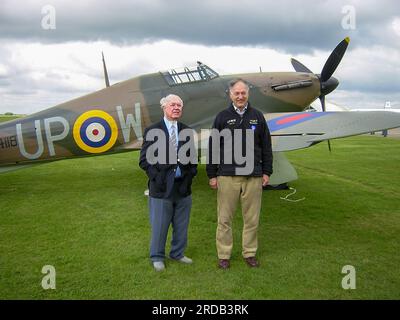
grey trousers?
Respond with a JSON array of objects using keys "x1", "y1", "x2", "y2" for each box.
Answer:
[{"x1": 149, "y1": 185, "x2": 192, "y2": 262}]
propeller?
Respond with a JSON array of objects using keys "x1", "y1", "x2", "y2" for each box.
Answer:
[
  {"x1": 291, "y1": 37, "x2": 350, "y2": 151},
  {"x1": 320, "y1": 37, "x2": 350, "y2": 82}
]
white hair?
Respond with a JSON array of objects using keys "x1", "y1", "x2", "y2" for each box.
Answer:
[{"x1": 160, "y1": 94, "x2": 183, "y2": 109}]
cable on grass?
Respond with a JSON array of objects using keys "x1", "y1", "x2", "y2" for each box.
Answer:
[{"x1": 280, "y1": 187, "x2": 305, "y2": 202}]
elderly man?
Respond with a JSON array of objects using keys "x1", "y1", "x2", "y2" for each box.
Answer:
[
  {"x1": 207, "y1": 79, "x2": 273, "y2": 269},
  {"x1": 139, "y1": 94, "x2": 198, "y2": 271}
]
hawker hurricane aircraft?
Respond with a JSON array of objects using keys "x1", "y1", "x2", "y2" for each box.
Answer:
[{"x1": 1, "y1": 37, "x2": 399, "y2": 184}]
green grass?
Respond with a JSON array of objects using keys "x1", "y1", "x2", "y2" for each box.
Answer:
[
  {"x1": 0, "y1": 115, "x2": 22, "y2": 123},
  {"x1": 0, "y1": 136, "x2": 399, "y2": 299}
]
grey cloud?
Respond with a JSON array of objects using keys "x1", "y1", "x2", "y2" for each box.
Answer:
[
  {"x1": 0, "y1": 79, "x2": 11, "y2": 86},
  {"x1": 330, "y1": 89, "x2": 400, "y2": 109},
  {"x1": 340, "y1": 79, "x2": 400, "y2": 93},
  {"x1": 1, "y1": 0, "x2": 400, "y2": 114},
  {"x1": 1, "y1": 0, "x2": 399, "y2": 54}
]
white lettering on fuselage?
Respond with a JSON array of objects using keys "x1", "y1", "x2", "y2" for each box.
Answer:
[
  {"x1": 116, "y1": 103, "x2": 142, "y2": 143},
  {"x1": 15, "y1": 103, "x2": 142, "y2": 160},
  {"x1": 44, "y1": 116, "x2": 70, "y2": 156},
  {"x1": 16, "y1": 120, "x2": 44, "y2": 160}
]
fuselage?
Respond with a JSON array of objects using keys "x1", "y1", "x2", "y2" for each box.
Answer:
[{"x1": 0, "y1": 69, "x2": 320, "y2": 167}]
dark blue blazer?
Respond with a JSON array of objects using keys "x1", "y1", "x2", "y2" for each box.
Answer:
[{"x1": 139, "y1": 120, "x2": 198, "y2": 198}]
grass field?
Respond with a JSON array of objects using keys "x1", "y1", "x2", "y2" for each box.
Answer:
[
  {"x1": 0, "y1": 135, "x2": 399, "y2": 299},
  {"x1": 0, "y1": 115, "x2": 22, "y2": 123}
]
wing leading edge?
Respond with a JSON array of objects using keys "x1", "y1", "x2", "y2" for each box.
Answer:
[{"x1": 266, "y1": 111, "x2": 400, "y2": 152}]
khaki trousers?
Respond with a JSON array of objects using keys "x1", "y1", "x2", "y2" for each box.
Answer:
[{"x1": 216, "y1": 176, "x2": 263, "y2": 259}]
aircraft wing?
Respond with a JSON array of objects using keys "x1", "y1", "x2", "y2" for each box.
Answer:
[{"x1": 266, "y1": 111, "x2": 400, "y2": 152}]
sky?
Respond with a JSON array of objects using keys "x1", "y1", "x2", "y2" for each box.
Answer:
[{"x1": 1, "y1": 0, "x2": 400, "y2": 114}]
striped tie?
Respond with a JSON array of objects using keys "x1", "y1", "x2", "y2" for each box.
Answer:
[
  {"x1": 170, "y1": 124, "x2": 181, "y2": 178},
  {"x1": 170, "y1": 125, "x2": 177, "y2": 153}
]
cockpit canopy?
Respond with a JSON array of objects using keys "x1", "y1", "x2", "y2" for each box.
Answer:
[{"x1": 161, "y1": 61, "x2": 219, "y2": 86}]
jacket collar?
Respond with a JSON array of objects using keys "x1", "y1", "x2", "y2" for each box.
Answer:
[
  {"x1": 228, "y1": 102, "x2": 252, "y2": 115},
  {"x1": 160, "y1": 118, "x2": 182, "y2": 132}
]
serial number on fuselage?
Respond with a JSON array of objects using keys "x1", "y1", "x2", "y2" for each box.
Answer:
[{"x1": 0, "y1": 135, "x2": 17, "y2": 149}]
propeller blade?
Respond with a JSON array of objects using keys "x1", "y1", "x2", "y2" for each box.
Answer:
[
  {"x1": 291, "y1": 58, "x2": 313, "y2": 73},
  {"x1": 320, "y1": 37, "x2": 350, "y2": 82},
  {"x1": 319, "y1": 95, "x2": 326, "y2": 112},
  {"x1": 327, "y1": 140, "x2": 332, "y2": 153}
]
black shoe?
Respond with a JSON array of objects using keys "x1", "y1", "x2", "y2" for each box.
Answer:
[
  {"x1": 244, "y1": 257, "x2": 259, "y2": 268},
  {"x1": 218, "y1": 259, "x2": 230, "y2": 269}
]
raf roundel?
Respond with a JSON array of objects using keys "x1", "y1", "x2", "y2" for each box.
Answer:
[{"x1": 73, "y1": 110, "x2": 118, "y2": 153}]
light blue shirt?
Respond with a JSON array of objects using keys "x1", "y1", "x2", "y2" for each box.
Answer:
[
  {"x1": 163, "y1": 117, "x2": 181, "y2": 178},
  {"x1": 163, "y1": 117, "x2": 178, "y2": 142}
]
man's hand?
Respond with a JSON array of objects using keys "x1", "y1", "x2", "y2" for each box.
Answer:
[
  {"x1": 262, "y1": 174, "x2": 269, "y2": 187},
  {"x1": 209, "y1": 178, "x2": 218, "y2": 189}
]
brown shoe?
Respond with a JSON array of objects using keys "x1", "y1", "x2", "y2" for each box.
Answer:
[
  {"x1": 218, "y1": 259, "x2": 230, "y2": 269},
  {"x1": 244, "y1": 257, "x2": 259, "y2": 268}
]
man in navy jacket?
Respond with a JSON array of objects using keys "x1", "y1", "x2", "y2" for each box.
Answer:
[
  {"x1": 139, "y1": 94, "x2": 197, "y2": 271},
  {"x1": 207, "y1": 79, "x2": 273, "y2": 270}
]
